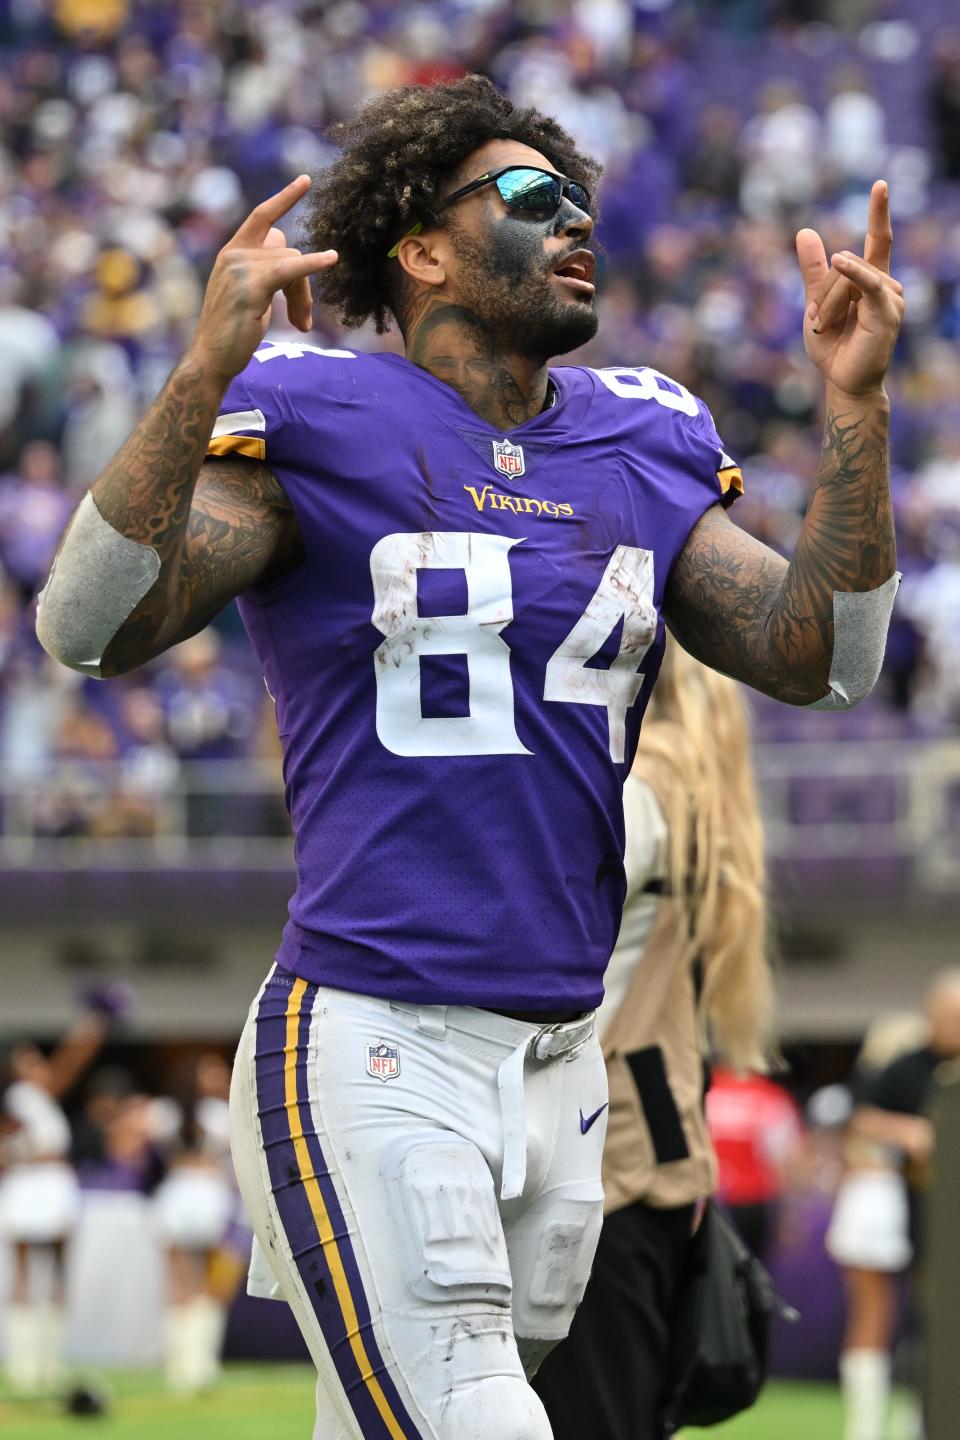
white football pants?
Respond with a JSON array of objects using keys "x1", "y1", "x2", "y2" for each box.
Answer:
[{"x1": 230, "y1": 969, "x2": 607, "y2": 1440}]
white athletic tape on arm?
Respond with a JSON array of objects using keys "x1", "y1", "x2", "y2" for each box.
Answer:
[
  {"x1": 36, "y1": 492, "x2": 161, "y2": 677},
  {"x1": 807, "y1": 571, "x2": 901, "y2": 711}
]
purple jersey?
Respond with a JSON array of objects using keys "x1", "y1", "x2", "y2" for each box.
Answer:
[{"x1": 207, "y1": 343, "x2": 741, "y2": 1010}]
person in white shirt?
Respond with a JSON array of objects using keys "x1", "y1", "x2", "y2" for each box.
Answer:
[
  {"x1": 152, "y1": 1051, "x2": 240, "y2": 1393},
  {"x1": 0, "y1": 1008, "x2": 109, "y2": 1392}
]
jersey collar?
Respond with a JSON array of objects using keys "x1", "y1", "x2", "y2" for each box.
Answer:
[{"x1": 374, "y1": 352, "x2": 594, "y2": 441}]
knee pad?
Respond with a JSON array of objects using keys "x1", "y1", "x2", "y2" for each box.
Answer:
[
  {"x1": 441, "y1": 1374, "x2": 553, "y2": 1440},
  {"x1": 381, "y1": 1133, "x2": 512, "y2": 1306}
]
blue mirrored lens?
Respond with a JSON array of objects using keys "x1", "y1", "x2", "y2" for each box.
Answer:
[
  {"x1": 567, "y1": 182, "x2": 590, "y2": 214},
  {"x1": 494, "y1": 169, "x2": 591, "y2": 219},
  {"x1": 495, "y1": 169, "x2": 563, "y2": 215}
]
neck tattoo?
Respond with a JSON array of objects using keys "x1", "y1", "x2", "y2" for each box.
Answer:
[{"x1": 405, "y1": 296, "x2": 550, "y2": 431}]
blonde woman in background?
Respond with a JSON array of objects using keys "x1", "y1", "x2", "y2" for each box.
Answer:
[{"x1": 533, "y1": 639, "x2": 774, "y2": 1440}]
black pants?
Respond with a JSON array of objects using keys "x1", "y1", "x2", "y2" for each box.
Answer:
[
  {"x1": 532, "y1": 1200, "x2": 697, "y2": 1440},
  {"x1": 726, "y1": 1200, "x2": 776, "y2": 1265}
]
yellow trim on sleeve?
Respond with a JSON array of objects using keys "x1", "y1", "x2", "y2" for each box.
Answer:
[
  {"x1": 283, "y1": 980, "x2": 413, "y2": 1440},
  {"x1": 717, "y1": 466, "x2": 743, "y2": 497},
  {"x1": 206, "y1": 434, "x2": 267, "y2": 461}
]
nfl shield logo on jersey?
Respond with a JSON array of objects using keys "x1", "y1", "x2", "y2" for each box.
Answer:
[
  {"x1": 365, "y1": 1040, "x2": 401, "y2": 1082},
  {"x1": 491, "y1": 438, "x2": 525, "y2": 478}
]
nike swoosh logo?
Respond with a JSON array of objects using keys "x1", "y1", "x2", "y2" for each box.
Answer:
[{"x1": 579, "y1": 1103, "x2": 608, "y2": 1135}]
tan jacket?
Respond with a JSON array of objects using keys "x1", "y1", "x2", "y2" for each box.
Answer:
[{"x1": 601, "y1": 759, "x2": 718, "y2": 1215}]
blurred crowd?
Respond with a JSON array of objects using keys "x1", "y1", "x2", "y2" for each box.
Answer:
[
  {"x1": 0, "y1": 983, "x2": 251, "y2": 1392},
  {"x1": 3, "y1": 0, "x2": 960, "y2": 839}
]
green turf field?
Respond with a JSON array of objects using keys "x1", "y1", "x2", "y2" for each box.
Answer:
[{"x1": 0, "y1": 1367, "x2": 848, "y2": 1439}]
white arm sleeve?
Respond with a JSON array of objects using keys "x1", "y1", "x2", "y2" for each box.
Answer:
[
  {"x1": 36, "y1": 492, "x2": 161, "y2": 677},
  {"x1": 807, "y1": 572, "x2": 901, "y2": 711}
]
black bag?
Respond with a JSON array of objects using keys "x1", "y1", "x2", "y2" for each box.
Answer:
[{"x1": 661, "y1": 1204, "x2": 798, "y2": 1434}]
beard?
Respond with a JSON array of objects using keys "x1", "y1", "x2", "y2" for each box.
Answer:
[{"x1": 448, "y1": 217, "x2": 599, "y2": 362}]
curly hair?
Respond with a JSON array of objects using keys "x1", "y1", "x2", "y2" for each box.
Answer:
[{"x1": 301, "y1": 75, "x2": 601, "y2": 334}]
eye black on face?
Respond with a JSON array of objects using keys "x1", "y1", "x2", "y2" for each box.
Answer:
[{"x1": 485, "y1": 213, "x2": 551, "y2": 285}]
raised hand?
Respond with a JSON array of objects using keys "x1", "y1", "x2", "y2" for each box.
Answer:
[
  {"x1": 188, "y1": 175, "x2": 338, "y2": 385},
  {"x1": 796, "y1": 180, "x2": 905, "y2": 399}
]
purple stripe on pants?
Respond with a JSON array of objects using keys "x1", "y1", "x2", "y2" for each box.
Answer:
[{"x1": 254, "y1": 973, "x2": 421, "y2": 1438}]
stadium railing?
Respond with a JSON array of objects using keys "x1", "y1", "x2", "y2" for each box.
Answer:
[{"x1": 0, "y1": 742, "x2": 959, "y2": 897}]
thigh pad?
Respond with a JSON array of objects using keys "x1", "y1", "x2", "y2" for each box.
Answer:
[
  {"x1": 510, "y1": 1182, "x2": 604, "y2": 1346},
  {"x1": 382, "y1": 1133, "x2": 512, "y2": 1306}
]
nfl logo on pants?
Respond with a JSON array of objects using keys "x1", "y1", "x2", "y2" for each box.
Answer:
[
  {"x1": 491, "y1": 438, "x2": 525, "y2": 477},
  {"x1": 365, "y1": 1040, "x2": 401, "y2": 1082}
]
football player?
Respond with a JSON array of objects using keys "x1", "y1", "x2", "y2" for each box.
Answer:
[{"x1": 37, "y1": 76, "x2": 903, "y2": 1440}]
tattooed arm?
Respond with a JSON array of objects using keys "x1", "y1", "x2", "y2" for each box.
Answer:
[
  {"x1": 665, "y1": 391, "x2": 893, "y2": 703},
  {"x1": 666, "y1": 181, "x2": 903, "y2": 704},
  {"x1": 41, "y1": 176, "x2": 336, "y2": 678},
  {"x1": 98, "y1": 454, "x2": 303, "y2": 676},
  {"x1": 83, "y1": 354, "x2": 302, "y2": 676}
]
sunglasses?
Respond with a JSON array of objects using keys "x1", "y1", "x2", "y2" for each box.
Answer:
[
  {"x1": 440, "y1": 165, "x2": 592, "y2": 221},
  {"x1": 387, "y1": 165, "x2": 592, "y2": 258}
]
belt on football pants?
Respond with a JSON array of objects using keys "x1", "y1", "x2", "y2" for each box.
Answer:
[
  {"x1": 400, "y1": 1004, "x2": 596, "y2": 1201},
  {"x1": 496, "y1": 1016, "x2": 596, "y2": 1201}
]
